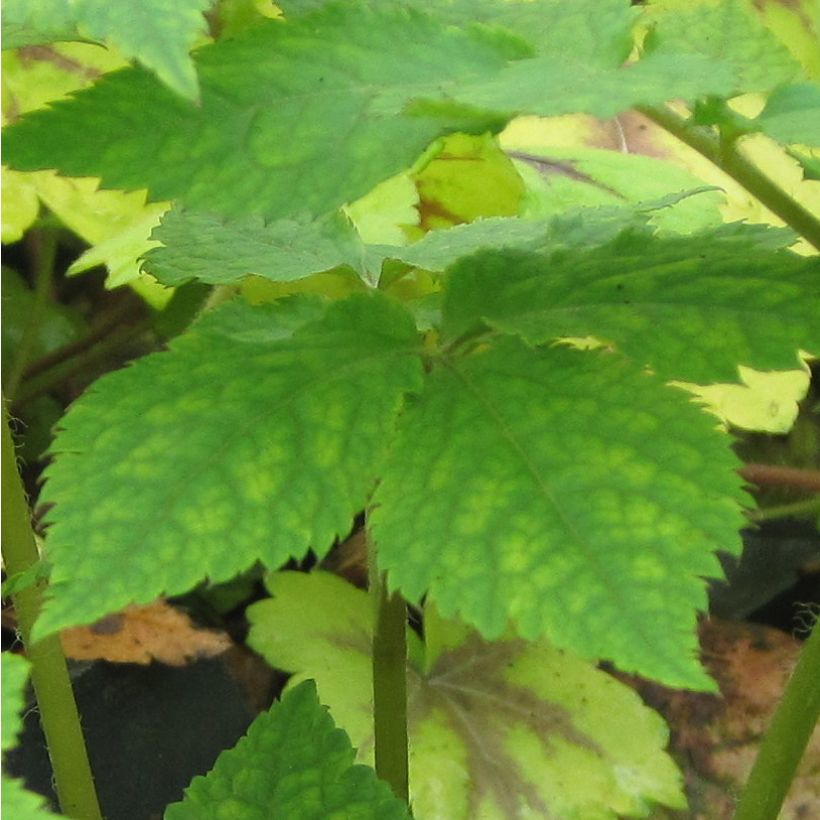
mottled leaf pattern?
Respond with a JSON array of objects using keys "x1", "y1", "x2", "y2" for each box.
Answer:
[
  {"x1": 35, "y1": 295, "x2": 423, "y2": 637},
  {"x1": 371, "y1": 341, "x2": 747, "y2": 689}
]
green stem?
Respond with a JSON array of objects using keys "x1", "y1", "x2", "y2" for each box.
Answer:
[
  {"x1": 2, "y1": 405, "x2": 102, "y2": 820},
  {"x1": 745, "y1": 497, "x2": 820, "y2": 523},
  {"x1": 367, "y1": 533, "x2": 410, "y2": 803},
  {"x1": 639, "y1": 105, "x2": 820, "y2": 251},
  {"x1": 4, "y1": 228, "x2": 58, "y2": 400},
  {"x1": 734, "y1": 618, "x2": 820, "y2": 820}
]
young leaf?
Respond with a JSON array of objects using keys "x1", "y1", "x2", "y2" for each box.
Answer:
[
  {"x1": 165, "y1": 678, "x2": 411, "y2": 820},
  {"x1": 142, "y1": 209, "x2": 369, "y2": 286},
  {"x1": 370, "y1": 340, "x2": 747, "y2": 689},
  {"x1": 788, "y1": 146, "x2": 820, "y2": 181},
  {"x1": 2, "y1": 3, "x2": 529, "y2": 221},
  {"x1": 34, "y1": 294, "x2": 423, "y2": 638},
  {"x1": 2, "y1": 0, "x2": 210, "y2": 100},
  {"x1": 753, "y1": 82, "x2": 820, "y2": 146},
  {"x1": 248, "y1": 571, "x2": 687, "y2": 818},
  {"x1": 441, "y1": 230, "x2": 820, "y2": 383}
]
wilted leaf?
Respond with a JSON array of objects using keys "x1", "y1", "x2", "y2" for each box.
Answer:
[
  {"x1": 60, "y1": 600, "x2": 232, "y2": 666},
  {"x1": 412, "y1": 132, "x2": 524, "y2": 231}
]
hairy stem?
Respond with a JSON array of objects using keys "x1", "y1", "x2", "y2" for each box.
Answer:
[
  {"x1": 367, "y1": 533, "x2": 410, "y2": 803},
  {"x1": 2, "y1": 406, "x2": 102, "y2": 819},
  {"x1": 734, "y1": 617, "x2": 820, "y2": 820},
  {"x1": 4, "y1": 228, "x2": 58, "y2": 400},
  {"x1": 639, "y1": 105, "x2": 820, "y2": 251}
]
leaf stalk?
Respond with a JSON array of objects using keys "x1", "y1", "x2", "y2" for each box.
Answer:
[
  {"x1": 639, "y1": 105, "x2": 820, "y2": 251},
  {"x1": 367, "y1": 532, "x2": 410, "y2": 804}
]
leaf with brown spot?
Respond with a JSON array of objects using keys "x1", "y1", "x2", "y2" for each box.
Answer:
[
  {"x1": 248, "y1": 571, "x2": 686, "y2": 819},
  {"x1": 60, "y1": 600, "x2": 231, "y2": 666}
]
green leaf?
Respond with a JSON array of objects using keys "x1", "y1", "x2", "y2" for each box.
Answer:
[
  {"x1": 444, "y1": 50, "x2": 737, "y2": 121},
  {"x1": 1, "y1": 168, "x2": 39, "y2": 242},
  {"x1": 2, "y1": 0, "x2": 210, "y2": 100},
  {"x1": 2, "y1": 4, "x2": 529, "y2": 222},
  {"x1": 34, "y1": 294, "x2": 423, "y2": 638},
  {"x1": 1, "y1": 778, "x2": 59, "y2": 820},
  {"x1": 1, "y1": 558, "x2": 52, "y2": 598},
  {"x1": 142, "y1": 209, "x2": 369, "y2": 287},
  {"x1": 2, "y1": 653, "x2": 30, "y2": 752},
  {"x1": 283, "y1": 0, "x2": 638, "y2": 65},
  {"x1": 2, "y1": 44, "x2": 169, "y2": 295},
  {"x1": 1, "y1": 0, "x2": 77, "y2": 49},
  {"x1": 1, "y1": 655, "x2": 59, "y2": 819},
  {"x1": 165, "y1": 679, "x2": 411, "y2": 820},
  {"x1": 144, "y1": 172, "x2": 705, "y2": 291},
  {"x1": 344, "y1": 172, "x2": 420, "y2": 246},
  {"x1": 370, "y1": 340, "x2": 746, "y2": 689},
  {"x1": 754, "y1": 82, "x2": 820, "y2": 146},
  {"x1": 441, "y1": 229, "x2": 820, "y2": 383},
  {"x1": 787, "y1": 146, "x2": 820, "y2": 180},
  {"x1": 370, "y1": 190, "x2": 722, "y2": 275},
  {"x1": 645, "y1": 0, "x2": 801, "y2": 93},
  {"x1": 248, "y1": 571, "x2": 687, "y2": 818},
  {"x1": 505, "y1": 146, "x2": 724, "y2": 233}
]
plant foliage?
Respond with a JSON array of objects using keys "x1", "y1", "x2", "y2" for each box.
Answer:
[
  {"x1": 165, "y1": 678, "x2": 412, "y2": 820},
  {"x1": 3, "y1": 0, "x2": 819, "y2": 817}
]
